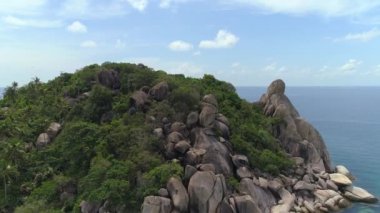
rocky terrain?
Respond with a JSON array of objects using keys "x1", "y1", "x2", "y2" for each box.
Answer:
[
  {"x1": 141, "y1": 79, "x2": 378, "y2": 213},
  {"x1": 0, "y1": 63, "x2": 377, "y2": 212}
]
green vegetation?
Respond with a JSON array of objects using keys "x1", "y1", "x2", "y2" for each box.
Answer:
[{"x1": 0, "y1": 62, "x2": 292, "y2": 212}]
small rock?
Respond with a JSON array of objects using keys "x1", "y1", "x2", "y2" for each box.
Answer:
[
  {"x1": 231, "y1": 154, "x2": 249, "y2": 168},
  {"x1": 326, "y1": 180, "x2": 338, "y2": 191},
  {"x1": 336, "y1": 165, "x2": 354, "y2": 180},
  {"x1": 236, "y1": 167, "x2": 252, "y2": 179},
  {"x1": 174, "y1": 140, "x2": 191, "y2": 154}
]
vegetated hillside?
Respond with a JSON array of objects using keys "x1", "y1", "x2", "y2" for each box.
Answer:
[{"x1": 0, "y1": 63, "x2": 292, "y2": 212}]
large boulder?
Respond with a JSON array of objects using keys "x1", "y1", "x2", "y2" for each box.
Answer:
[
  {"x1": 167, "y1": 177, "x2": 189, "y2": 212},
  {"x1": 186, "y1": 112, "x2": 199, "y2": 128},
  {"x1": 260, "y1": 79, "x2": 332, "y2": 172},
  {"x1": 343, "y1": 186, "x2": 378, "y2": 203},
  {"x1": 191, "y1": 128, "x2": 233, "y2": 176},
  {"x1": 188, "y1": 171, "x2": 226, "y2": 213},
  {"x1": 199, "y1": 104, "x2": 217, "y2": 128},
  {"x1": 234, "y1": 195, "x2": 261, "y2": 213},
  {"x1": 141, "y1": 196, "x2": 172, "y2": 213},
  {"x1": 149, "y1": 81, "x2": 169, "y2": 101},
  {"x1": 336, "y1": 165, "x2": 354, "y2": 180},
  {"x1": 97, "y1": 69, "x2": 120, "y2": 90},
  {"x1": 329, "y1": 173, "x2": 352, "y2": 186},
  {"x1": 130, "y1": 90, "x2": 150, "y2": 110},
  {"x1": 238, "y1": 178, "x2": 276, "y2": 213}
]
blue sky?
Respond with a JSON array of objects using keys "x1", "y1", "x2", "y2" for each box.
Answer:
[{"x1": 1, "y1": 0, "x2": 380, "y2": 87}]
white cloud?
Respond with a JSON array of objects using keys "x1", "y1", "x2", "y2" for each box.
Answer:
[
  {"x1": 339, "y1": 59, "x2": 362, "y2": 73},
  {"x1": 172, "y1": 62, "x2": 204, "y2": 76},
  {"x1": 263, "y1": 62, "x2": 287, "y2": 75},
  {"x1": 115, "y1": 39, "x2": 126, "y2": 49},
  {"x1": 60, "y1": 0, "x2": 128, "y2": 18},
  {"x1": 0, "y1": 0, "x2": 46, "y2": 15},
  {"x1": 226, "y1": 0, "x2": 380, "y2": 17},
  {"x1": 341, "y1": 28, "x2": 380, "y2": 42},
  {"x1": 127, "y1": 0, "x2": 148, "y2": 11},
  {"x1": 2, "y1": 15, "x2": 61, "y2": 28},
  {"x1": 168, "y1": 40, "x2": 194, "y2": 51},
  {"x1": 80, "y1": 40, "x2": 97, "y2": 48},
  {"x1": 67, "y1": 21, "x2": 87, "y2": 33},
  {"x1": 159, "y1": 0, "x2": 189, "y2": 9},
  {"x1": 199, "y1": 30, "x2": 239, "y2": 49}
]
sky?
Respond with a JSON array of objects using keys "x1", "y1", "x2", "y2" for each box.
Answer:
[{"x1": 1, "y1": 0, "x2": 380, "y2": 87}]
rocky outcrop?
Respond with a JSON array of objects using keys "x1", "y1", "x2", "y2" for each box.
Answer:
[
  {"x1": 97, "y1": 69, "x2": 120, "y2": 90},
  {"x1": 260, "y1": 79, "x2": 331, "y2": 172},
  {"x1": 36, "y1": 122, "x2": 62, "y2": 150},
  {"x1": 141, "y1": 81, "x2": 377, "y2": 213},
  {"x1": 150, "y1": 81, "x2": 169, "y2": 101}
]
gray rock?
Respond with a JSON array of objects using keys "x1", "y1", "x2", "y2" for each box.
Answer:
[
  {"x1": 192, "y1": 128, "x2": 233, "y2": 176},
  {"x1": 131, "y1": 90, "x2": 150, "y2": 110},
  {"x1": 141, "y1": 196, "x2": 172, "y2": 213},
  {"x1": 232, "y1": 155, "x2": 249, "y2": 168},
  {"x1": 236, "y1": 167, "x2": 252, "y2": 179},
  {"x1": 293, "y1": 181, "x2": 316, "y2": 191},
  {"x1": 167, "y1": 177, "x2": 189, "y2": 212},
  {"x1": 303, "y1": 200, "x2": 315, "y2": 213},
  {"x1": 234, "y1": 195, "x2": 261, "y2": 213},
  {"x1": 149, "y1": 81, "x2": 169, "y2": 101},
  {"x1": 343, "y1": 186, "x2": 378, "y2": 203},
  {"x1": 202, "y1": 94, "x2": 218, "y2": 108},
  {"x1": 97, "y1": 69, "x2": 120, "y2": 90},
  {"x1": 184, "y1": 165, "x2": 197, "y2": 182},
  {"x1": 153, "y1": 128, "x2": 164, "y2": 139},
  {"x1": 185, "y1": 148, "x2": 206, "y2": 166},
  {"x1": 260, "y1": 79, "x2": 332, "y2": 172},
  {"x1": 175, "y1": 140, "x2": 191, "y2": 154},
  {"x1": 239, "y1": 178, "x2": 276, "y2": 212},
  {"x1": 158, "y1": 188, "x2": 169, "y2": 197},
  {"x1": 329, "y1": 173, "x2": 352, "y2": 186},
  {"x1": 197, "y1": 163, "x2": 216, "y2": 173},
  {"x1": 36, "y1": 133, "x2": 50, "y2": 150},
  {"x1": 215, "y1": 120, "x2": 230, "y2": 139},
  {"x1": 271, "y1": 188, "x2": 295, "y2": 213},
  {"x1": 216, "y1": 113, "x2": 229, "y2": 127},
  {"x1": 336, "y1": 165, "x2": 354, "y2": 180},
  {"x1": 171, "y1": 122, "x2": 188, "y2": 137},
  {"x1": 186, "y1": 112, "x2": 199, "y2": 128},
  {"x1": 268, "y1": 179, "x2": 283, "y2": 192},
  {"x1": 46, "y1": 122, "x2": 62, "y2": 139},
  {"x1": 199, "y1": 104, "x2": 217, "y2": 128},
  {"x1": 326, "y1": 180, "x2": 338, "y2": 191},
  {"x1": 188, "y1": 171, "x2": 226, "y2": 213}
]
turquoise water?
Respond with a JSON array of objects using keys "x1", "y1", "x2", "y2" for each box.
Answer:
[{"x1": 237, "y1": 87, "x2": 380, "y2": 213}]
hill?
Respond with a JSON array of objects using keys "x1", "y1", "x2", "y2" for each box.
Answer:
[{"x1": 0, "y1": 62, "x2": 376, "y2": 212}]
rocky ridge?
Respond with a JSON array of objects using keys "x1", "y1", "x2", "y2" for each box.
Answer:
[{"x1": 139, "y1": 79, "x2": 378, "y2": 213}]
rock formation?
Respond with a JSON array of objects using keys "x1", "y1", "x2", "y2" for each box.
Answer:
[
  {"x1": 259, "y1": 79, "x2": 331, "y2": 172},
  {"x1": 139, "y1": 79, "x2": 378, "y2": 213}
]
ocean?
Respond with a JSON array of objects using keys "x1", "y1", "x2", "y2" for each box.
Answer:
[{"x1": 237, "y1": 87, "x2": 380, "y2": 213}]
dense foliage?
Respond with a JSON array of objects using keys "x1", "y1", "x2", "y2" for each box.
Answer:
[{"x1": 0, "y1": 63, "x2": 292, "y2": 212}]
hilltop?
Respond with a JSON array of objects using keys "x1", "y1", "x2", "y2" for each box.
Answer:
[{"x1": 0, "y1": 63, "x2": 376, "y2": 213}]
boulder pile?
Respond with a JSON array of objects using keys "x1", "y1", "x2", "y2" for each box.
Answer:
[{"x1": 140, "y1": 79, "x2": 377, "y2": 213}]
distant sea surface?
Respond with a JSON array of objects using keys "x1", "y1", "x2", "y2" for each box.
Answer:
[{"x1": 237, "y1": 87, "x2": 380, "y2": 213}]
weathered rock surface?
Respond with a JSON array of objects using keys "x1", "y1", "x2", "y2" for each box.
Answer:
[
  {"x1": 141, "y1": 196, "x2": 172, "y2": 213},
  {"x1": 47, "y1": 122, "x2": 62, "y2": 139},
  {"x1": 188, "y1": 171, "x2": 226, "y2": 213},
  {"x1": 344, "y1": 186, "x2": 378, "y2": 203},
  {"x1": 260, "y1": 79, "x2": 331, "y2": 172},
  {"x1": 36, "y1": 133, "x2": 50, "y2": 149},
  {"x1": 329, "y1": 173, "x2": 352, "y2": 186},
  {"x1": 336, "y1": 165, "x2": 354, "y2": 180},
  {"x1": 234, "y1": 195, "x2": 261, "y2": 213},
  {"x1": 97, "y1": 69, "x2": 120, "y2": 89},
  {"x1": 167, "y1": 177, "x2": 189, "y2": 212},
  {"x1": 149, "y1": 81, "x2": 169, "y2": 101}
]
